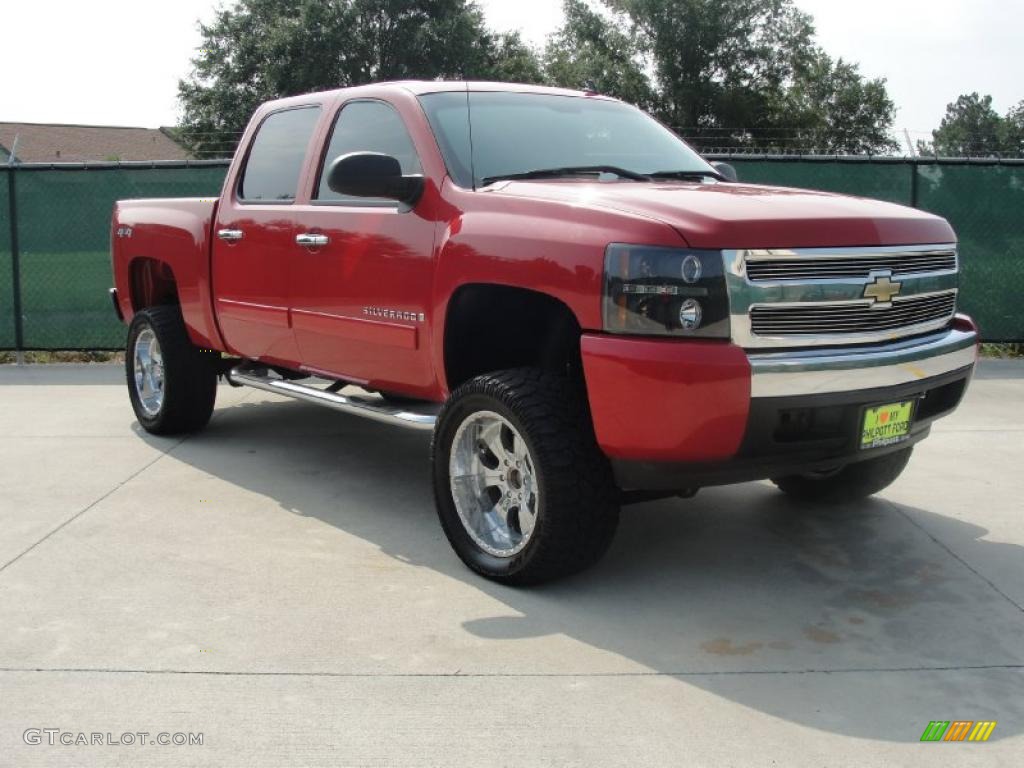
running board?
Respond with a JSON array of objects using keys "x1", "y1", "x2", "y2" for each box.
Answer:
[{"x1": 227, "y1": 367, "x2": 438, "y2": 431}]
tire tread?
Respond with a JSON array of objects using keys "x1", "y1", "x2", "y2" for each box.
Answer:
[{"x1": 432, "y1": 368, "x2": 619, "y2": 585}]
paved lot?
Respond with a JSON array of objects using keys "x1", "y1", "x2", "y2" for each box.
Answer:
[{"x1": 0, "y1": 361, "x2": 1022, "y2": 767}]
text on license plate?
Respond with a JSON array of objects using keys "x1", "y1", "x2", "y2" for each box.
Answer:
[{"x1": 861, "y1": 400, "x2": 914, "y2": 450}]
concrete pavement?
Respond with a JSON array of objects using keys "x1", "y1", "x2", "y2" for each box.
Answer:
[{"x1": 0, "y1": 361, "x2": 1022, "y2": 766}]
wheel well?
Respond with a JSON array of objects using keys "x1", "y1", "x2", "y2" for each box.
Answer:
[
  {"x1": 443, "y1": 284, "x2": 582, "y2": 390},
  {"x1": 129, "y1": 257, "x2": 179, "y2": 311}
]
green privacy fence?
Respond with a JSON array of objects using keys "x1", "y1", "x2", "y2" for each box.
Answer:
[
  {"x1": 1, "y1": 157, "x2": 1022, "y2": 349},
  {"x1": 719, "y1": 156, "x2": 1024, "y2": 341},
  {"x1": 1, "y1": 162, "x2": 229, "y2": 349}
]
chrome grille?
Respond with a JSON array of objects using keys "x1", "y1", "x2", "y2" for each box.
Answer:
[
  {"x1": 750, "y1": 292, "x2": 957, "y2": 337},
  {"x1": 745, "y1": 248, "x2": 957, "y2": 282}
]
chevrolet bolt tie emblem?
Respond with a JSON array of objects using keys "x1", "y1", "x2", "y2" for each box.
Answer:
[{"x1": 863, "y1": 272, "x2": 902, "y2": 306}]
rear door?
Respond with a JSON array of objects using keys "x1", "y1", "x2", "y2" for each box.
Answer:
[
  {"x1": 289, "y1": 98, "x2": 437, "y2": 396},
  {"x1": 212, "y1": 105, "x2": 322, "y2": 365}
]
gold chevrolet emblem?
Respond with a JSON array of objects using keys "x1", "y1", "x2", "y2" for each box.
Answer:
[{"x1": 863, "y1": 273, "x2": 902, "y2": 305}]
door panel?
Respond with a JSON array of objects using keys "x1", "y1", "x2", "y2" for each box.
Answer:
[
  {"x1": 289, "y1": 208, "x2": 435, "y2": 392},
  {"x1": 212, "y1": 105, "x2": 321, "y2": 365},
  {"x1": 289, "y1": 99, "x2": 437, "y2": 395}
]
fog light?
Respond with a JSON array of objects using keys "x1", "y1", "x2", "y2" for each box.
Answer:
[{"x1": 679, "y1": 299, "x2": 702, "y2": 330}]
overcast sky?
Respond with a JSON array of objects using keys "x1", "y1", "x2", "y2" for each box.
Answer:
[{"x1": 2, "y1": 0, "x2": 1020, "y2": 149}]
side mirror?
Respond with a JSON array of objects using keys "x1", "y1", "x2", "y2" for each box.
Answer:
[
  {"x1": 711, "y1": 161, "x2": 738, "y2": 182},
  {"x1": 326, "y1": 152, "x2": 424, "y2": 205}
]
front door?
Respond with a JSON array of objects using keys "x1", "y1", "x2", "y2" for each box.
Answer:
[
  {"x1": 289, "y1": 99, "x2": 436, "y2": 396},
  {"x1": 212, "y1": 104, "x2": 322, "y2": 366}
]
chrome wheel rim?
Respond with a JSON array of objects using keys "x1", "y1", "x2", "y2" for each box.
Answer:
[
  {"x1": 133, "y1": 328, "x2": 165, "y2": 416},
  {"x1": 449, "y1": 410, "x2": 540, "y2": 557}
]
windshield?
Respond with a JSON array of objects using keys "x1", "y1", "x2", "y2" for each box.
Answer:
[{"x1": 418, "y1": 91, "x2": 715, "y2": 188}]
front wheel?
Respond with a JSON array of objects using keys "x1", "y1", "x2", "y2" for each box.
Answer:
[
  {"x1": 432, "y1": 368, "x2": 619, "y2": 585},
  {"x1": 772, "y1": 447, "x2": 913, "y2": 503},
  {"x1": 126, "y1": 306, "x2": 218, "y2": 435}
]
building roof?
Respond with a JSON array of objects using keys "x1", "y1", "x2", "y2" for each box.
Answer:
[{"x1": 0, "y1": 122, "x2": 190, "y2": 163}]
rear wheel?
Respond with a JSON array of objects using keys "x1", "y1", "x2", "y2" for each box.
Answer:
[
  {"x1": 126, "y1": 306, "x2": 218, "y2": 435},
  {"x1": 432, "y1": 368, "x2": 619, "y2": 585},
  {"x1": 772, "y1": 447, "x2": 913, "y2": 502}
]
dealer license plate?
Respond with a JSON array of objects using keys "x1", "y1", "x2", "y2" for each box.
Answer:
[{"x1": 860, "y1": 400, "x2": 915, "y2": 450}]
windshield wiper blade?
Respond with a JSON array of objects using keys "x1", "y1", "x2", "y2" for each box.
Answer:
[
  {"x1": 481, "y1": 165, "x2": 651, "y2": 185},
  {"x1": 648, "y1": 169, "x2": 724, "y2": 181}
]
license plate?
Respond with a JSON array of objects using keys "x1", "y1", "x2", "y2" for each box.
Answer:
[{"x1": 860, "y1": 400, "x2": 915, "y2": 450}]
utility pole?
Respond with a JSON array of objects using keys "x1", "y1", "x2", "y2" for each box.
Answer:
[{"x1": 903, "y1": 128, "x2": 917, "y2": 158}]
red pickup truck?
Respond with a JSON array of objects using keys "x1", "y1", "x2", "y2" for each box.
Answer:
[{"x1": 110, "y1": 81, "x2": 978, "y2": 584}]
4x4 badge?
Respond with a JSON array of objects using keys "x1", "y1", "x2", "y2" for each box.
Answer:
[{"x1": 863, "y1": 273, "x2": 902, "y2": 306}]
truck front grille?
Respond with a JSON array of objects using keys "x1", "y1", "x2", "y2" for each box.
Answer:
[
  {"x1": 750, "y1": 292, "x2": 957, "y2": 337},
  {"x1": 745, "y1": 248, "x2": 957, "y2": 282},
  {"x1": 726, "y1": 244, "x2": 960, "y2": 348}
]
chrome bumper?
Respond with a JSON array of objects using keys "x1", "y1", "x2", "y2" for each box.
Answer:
[{"x1": 748, "y1": 327, "x2": 978, "y2": 398}]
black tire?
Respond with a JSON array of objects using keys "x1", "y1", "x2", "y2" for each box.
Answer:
[
  {"x1": 126, "y1": 306, "x2": 218, "y2": 435},
  {"x1": 772, "y1": 447, "x2": 913, "y2": 503},
  {"x1": 432, "y1": 368, "x2": 619, "y2": 585}
]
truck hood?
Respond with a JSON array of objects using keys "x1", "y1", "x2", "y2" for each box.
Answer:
[{"x1": 488, "y1": 181, "x2": 955, "y2": 249}]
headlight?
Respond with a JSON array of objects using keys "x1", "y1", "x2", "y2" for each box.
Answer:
[{"x1": 602, "y1": 245, "x2": 730, "y2": 338}]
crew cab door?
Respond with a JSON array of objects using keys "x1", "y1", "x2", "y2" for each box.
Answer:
[
  {"x1": 212, "y1": 105, "x2": 322, "y2": 365},
  {"x1": 289, "y1": 98, "x2": 436, "y2": 396}
]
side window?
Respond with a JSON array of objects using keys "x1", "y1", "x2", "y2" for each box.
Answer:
[
  {"x1": 316, "y1": 100, "x2": 422, "y2": 202},
  {"x1": 239, "y1": 107, "x2": 321, "y2": 202}
]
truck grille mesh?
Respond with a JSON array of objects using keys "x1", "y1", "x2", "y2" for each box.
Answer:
[
  {"x1": 745, "y1": 249, "x2": 957, "y2": 282},
  {"x1": 750, "y1": 292, "x2": 957, "y2": 337}
]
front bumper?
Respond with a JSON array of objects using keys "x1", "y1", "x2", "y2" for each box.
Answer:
[
  {"x1": 581, "y1": 317, "x2": 978, "y2": 490},
  {"x1": 747, "y1": 324, "x2": 978, "y2": 398}
]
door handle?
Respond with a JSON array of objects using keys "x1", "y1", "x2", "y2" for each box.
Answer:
[
  {"x1": 295, "y1": 233, "x2": 330, "y2": 248},
  {"x1": 217, "y1": 228, "x2": 244, "y2": 242}
]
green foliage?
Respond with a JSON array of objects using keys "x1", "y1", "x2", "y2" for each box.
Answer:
[
  {"x1": 998, "y1": 101, "x2": 1024, "y2": 156},
  {"x1": 178, "y1": 0, "x2": 542, "y2": 156},
  {"x1": 543, "y1": 0, "x2": 654, "y2": 109},
  {"x1": 178, "y1": 0, "x2": 901, "y2": 157},
  {"x1": 782, "y1": 53, "x2": 898, "y2": 154},
  {"x1": 545, "y1": 0, "x2": 896, "y2": 153},
  {"x1": 916, "y1": 94, "x2": 1024, "y2": 157},
  {"x1": 919, "y1": 93, "x2": 1004, "y2": 156}
]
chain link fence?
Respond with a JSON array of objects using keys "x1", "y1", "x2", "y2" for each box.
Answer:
[
  {"x1": 1, "y1": 157, "x2": 1021, "y2": 349},
  {"x1": 716, "y1": 156, "x2": 1024, "y2": 341},
  {"x1": 2, "y1": 162, "x2": 229, "y2": 349}
]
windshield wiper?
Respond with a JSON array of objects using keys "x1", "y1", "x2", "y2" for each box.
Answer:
[
  {"x1": 481, "y1": 165, "x2": 651, "y2": 186},
  {"x1": 647, "y1": 169, "x2": 724, "y2": 181}
]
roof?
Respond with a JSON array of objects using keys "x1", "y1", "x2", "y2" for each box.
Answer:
[
  {"x1": 389, "y1": 80, "x2": 603, "y2": 97},
  {"x1": 261, "y1": 80, "x2": 617, "y2": 113},
  {"x1": 0, "y1": 122, "x2": 190, "y2": 163}
]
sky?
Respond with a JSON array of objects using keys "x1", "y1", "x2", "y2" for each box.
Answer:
[{"x1": 1, "y1": 0, "x2": 1020, "y2": 150}]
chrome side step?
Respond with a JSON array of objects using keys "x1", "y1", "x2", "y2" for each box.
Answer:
[{"x1": 227, "y1": 367, "x2": 438, "y2": 431}]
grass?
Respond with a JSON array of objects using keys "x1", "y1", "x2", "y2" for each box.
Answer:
[
  {"x1": 980, "y1": 343, "x2": 1024, "y2": 358},
  {"x1": 0, "y1": 350, "x2": 123, "y2": 364}
]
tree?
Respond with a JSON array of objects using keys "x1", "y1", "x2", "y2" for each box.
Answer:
[
  {"x1": 564, "y1": 0, "x2": 896, "y2": 153},
  {"x1": 922, "y1": 93, "x2": 1004, "y2": 157},
  {"x1": 782, "y1": 52, "x2": 898, "y2": 154},
  {"x1": 544, "y1": 0, "x2": 654, "y2": 109},
  {"x1": 178, "y1": 0, "x2": 543, "y2": 156},
  {"x1": 998, "y1": 100, "x2": 1024, "y2": 157},
  {"x1": 605, "y1": 0, "x2": 814, "y2": 143}
]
